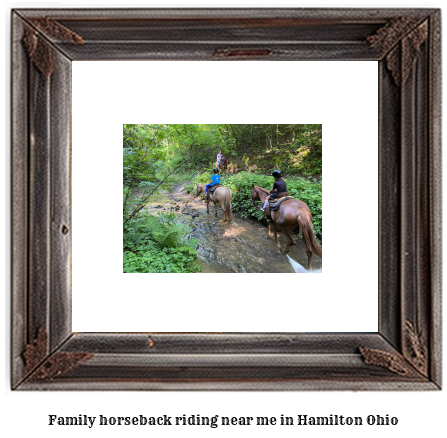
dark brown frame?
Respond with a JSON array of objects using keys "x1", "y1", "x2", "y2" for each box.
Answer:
[{"x1": 11, "y1": 8, "x2": 441, "y2": 390}]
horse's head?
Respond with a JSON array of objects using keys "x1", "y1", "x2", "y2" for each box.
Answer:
[
  {"x1": 251, "y1": 184, "x2": 260, "y2": 207},
  {"x1": 195, "y1": 184, "x2": 204, "y2": 197}
]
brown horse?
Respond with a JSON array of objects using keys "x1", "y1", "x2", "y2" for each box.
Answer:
[
  {"x1": 196, "y1": 184, "x2": 233, "y2": 222},
  {"x1": 251, "y1": 185, "x2": 322, "y2": 270},
  {"x1": 218, "y1": 156, "x2": 228, "y2": 172}
]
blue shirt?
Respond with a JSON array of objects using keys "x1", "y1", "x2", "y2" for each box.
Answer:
[{"x1": 210, "y1": 174, "x2": 220, "y2": 186}]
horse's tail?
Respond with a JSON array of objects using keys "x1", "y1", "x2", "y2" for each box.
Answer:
[
  {"x1": 224, "y1": 189, "x2": 233, "y2": 221},
  {"x1": 298, "y1": 208, "x2": 322, "y2": 257}
]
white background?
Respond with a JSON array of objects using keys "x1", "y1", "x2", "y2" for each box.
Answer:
[
  {"x1": 2, "y1": 1, "x2": 445, "y2": 438},
  {"x1": 72, "y1": 60, "x2": 378, "y2": 332}
]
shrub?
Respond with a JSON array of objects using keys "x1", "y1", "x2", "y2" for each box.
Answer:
[
  {"x1": 286, "y1": 177, "x2": 322, "y2": 243},
  {"x1": 224, "y1": 171, "x2": 274, "y2": 221},
  {"x1": 123, "y1": 246, "x2": 200, "y2": 273},
  {"x1": 184, "y1": 171, "x2": 215, "y2": 194},
  {"x1": 123, "y1": 211, "x2": 200, "y2": 273}
]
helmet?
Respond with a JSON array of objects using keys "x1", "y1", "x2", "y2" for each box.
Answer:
[
  {"x1": 271, "y1": 170, "x2": 282, "y2": 179},
  {"x1": 213, "y1": 168, "x2": 219, "y2": 174}
]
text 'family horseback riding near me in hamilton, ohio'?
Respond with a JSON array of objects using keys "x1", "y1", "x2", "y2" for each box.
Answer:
[
  {"x1": 123, "y1": 124, "x2": 322, "y2": 273},
  {"x1": 47, "y1": 413, "x2": 397, "y2": 428}
]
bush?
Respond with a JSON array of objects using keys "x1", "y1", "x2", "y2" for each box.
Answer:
[
  {"x1": 174, "y1": 169, "x2": 198, "y2": 184},
  {"x1": 123, "y1": 246, "x2": 200, "y2": 273},
  {"x1": 286, "y1": 177, "x2": 322, "y2": 243},
  {"x1": 123, "y1": 211, "x2": 200, "y2": 273},
  {"x1": 184, "y1": 171, "x2": 215, "y2": 194},
  {"x1": 225, "y1": 172, "x2": 274, "y2": 221}
]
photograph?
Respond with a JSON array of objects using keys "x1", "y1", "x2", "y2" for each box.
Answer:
[{"x1": 123, "y1": 124, "x2": 323, "y2": 273}]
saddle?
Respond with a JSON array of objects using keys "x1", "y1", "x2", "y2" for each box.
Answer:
[
  {"x1": 208, "y1": 184, "x2": 221, "y2": 195},
  {"x1": 269, "y1": 193, "x2": 292, "y2": 211},
  {"x1": 264, "y1": 193, "x2": 293, "y2": 219}
]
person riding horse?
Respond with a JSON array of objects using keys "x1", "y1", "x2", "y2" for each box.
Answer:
[
  {"x1": 261, "y1": 170, "x2": 287, "y2": 211},
  {"x1": 205, "y1": 168, "x2": 221, "y2": 198},
  {"x1": 216, "y1": 150, "x2": 223, "y2": 170},
  {"x1": 251, "y1": 173, "x2": 321, "y2": 269}
]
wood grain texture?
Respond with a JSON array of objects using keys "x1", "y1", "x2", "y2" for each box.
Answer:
[
  {"x1": 428, "y1": 10, "x2": 442, "y2": 388},
  {"x1": 46, "y1": 42, "x2": 383, "y2": 61},
  {"x1": 28, "y1": 56, "x2": 51, "y2": 345},
  {"x1": 11, "y1": 7, "x2": 442, "y2": 391},
  {"x1": 62, "y1": 333, "x2": 393, "y2": 355},
  {"x1": 378, "y1": 59, "x2": 401, "y2": 350},
  {"x1": 22, "y1": 327, "x2": 48, "y2": 373},
  {"x1": 400, "y1": 27, "x2": 431, "y2": 377},
  {"x1": 11, "y1": 13, "x2": 29, "y2": 389},
  {"x1": 13, "y1": 8, "x2": 436, "y2": 20},
  {"x1": 49, "y1": 50, "x2": 72, "y2": 350},
  {"x1": 11, "y1": 8, "x2": 435, "y2": 62}
]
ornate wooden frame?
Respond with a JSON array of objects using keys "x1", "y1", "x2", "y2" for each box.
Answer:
[{"x1": 11, "y1": 8, "x2": 441, "y2": 390}]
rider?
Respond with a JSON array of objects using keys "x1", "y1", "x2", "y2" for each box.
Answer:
[
  {"x1": 261, "y1": 170, "x2": 287, "y2": 211},
  {"x1": 216, "y1": 150, "x2": 223, "y2": 169},
  {"x1": 205, "y1": 168, "x2": 221, "y2": 197}
]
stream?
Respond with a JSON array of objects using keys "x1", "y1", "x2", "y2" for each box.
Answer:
[{"x1": 140, "y1": 183, "x2": 322, "y2": 273}]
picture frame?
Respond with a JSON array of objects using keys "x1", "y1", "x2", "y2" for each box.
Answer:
[{"x1": 11, "y1": 8, "x2": 441, "y2": 390}]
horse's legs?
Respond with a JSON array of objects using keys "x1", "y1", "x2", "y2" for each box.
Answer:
[
  {"x1": 214, "y1": 202, "x2": 219, "y2": 217},
  {"x1": 283, "y1": 229, "x2": 297, "y2": 254},
  {"x1": 206, "y1": 200, "x2": 210, "y2": 215},
  {"x1": 306, "y1": 250, "x2": 313, "y2": 271},
  {"x1": 268, "y1": 221, "x2": 281, "y2": 250},
  {"x1": 219, "y1": 201, "x2": 226, "y2": 221},
  {"x1": 267, "y1": 219, "x2": 276, "y2": 239}
]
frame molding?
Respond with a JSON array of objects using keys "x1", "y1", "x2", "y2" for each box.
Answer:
[{"x1": 11, "y1": 8, "x2": 441, "y2": 390}]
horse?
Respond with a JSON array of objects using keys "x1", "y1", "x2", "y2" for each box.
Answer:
[
  {"x1": 218, "y1": 156, "x2": 228, "y2": 172},
  {"x1": 251, "y1": 185, "x2": 322, "y2": 270},
  {"x1": 196, "y1": 183, "x2": 233, "y2": 222}
]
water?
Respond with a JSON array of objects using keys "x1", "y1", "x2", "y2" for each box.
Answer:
[
  {"x1": 138, "y1": 183, "x2": 322, "y2": 273},
  {"x1": 286, "y1": 255, "x2": 309, "y2": 273}
]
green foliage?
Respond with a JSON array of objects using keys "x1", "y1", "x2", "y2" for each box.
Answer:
[
  {"x1": 224, "y1": 172, "x2": 274, "y2": 221},
  {"x1": 286, "y1": 177, "x2": 322, "y2": 243},
  {"x1": 184, "y1": 171, "x2": 215, "y2": 194},
  {"x1": 172, "y1": 169, "x2": 197, "y2": 184},
  {"x1": 217, "y1": 124, "x2": 322, "y2": 176},
  {"x1": 123, "y1": 211, "x2": 200, "y2": 273},
  {"x1": 123, "y1": 124, "x2": 322, "y2": 192},
  {"x1": 123, "y1": 148, "x2": 154, "y2": 186},
  {"x1": 123, "y1": 247, "x2": 200, "y2": 273}
]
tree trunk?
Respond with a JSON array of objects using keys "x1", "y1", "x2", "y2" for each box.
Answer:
[{"x1": 230, "y1": 124, "x2": 240, "y2": 149}]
